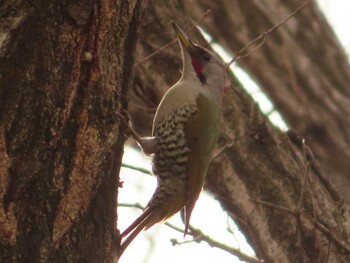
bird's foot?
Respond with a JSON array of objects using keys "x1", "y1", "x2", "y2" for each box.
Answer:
[
  {"x1": 116, "y1": 109, "x2": 157, "y2": 155},
  {"x1": 116, "y1": 109, "x2": 135, "y2": 138}
]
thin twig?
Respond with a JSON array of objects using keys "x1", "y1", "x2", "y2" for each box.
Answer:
[
  {"x1": 165, "y1": 222, "x2": 190, "y2": 236},
  {"x1": 135, "y1": 9, "x2": 212, "y2": 67},
  {"x1": 211, "y1": 140, "x2": 236, "y2": 161},
  {"x1": 188, "y1": 227, "x2": 262, "y2": 263},
  {"x1": 254, "y1": 199, "x2": 350, "y2": 255},
  {"x1": 297, "y1": 158, "x2": 310, "y2": 210},
  {"x1": 118, "y1": 202, "x2": 144, "y2": 210},
  {"x1": 121, "y1": 163, "x2": 152, "y2": 175},
  {"x1": 325, "y1": 240, "x2": 331, "y2": 263},
  {"x1": 226, "y1": 217, "x2": 241, "y2": 248},
  {"x1": 313, "y1": 218, "x2": 350, "y2": 254},
  {"x1": 226, "y1": 210, "x2": 249, "y2": 228},
  {"x1": 225, "y1": 0, "x2": 310, "y2": 69},
  {"x1": 286, "y1": 129, "x2": 342, "y2": 202},
  {"x1": 300, "y1": 139, "x2": 317, "y2": 226},
  {"x1": 253, "y1": 199, "x2": 294, "y2": 215}
]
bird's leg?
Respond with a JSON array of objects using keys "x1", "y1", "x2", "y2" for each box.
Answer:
[{"x1": 116, "y1": 110, "x2": 157, "y2": 155}]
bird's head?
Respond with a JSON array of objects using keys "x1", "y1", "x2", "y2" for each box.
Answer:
[{"x1": 172, "y1": 22, "x2": 226, "y2": 99}]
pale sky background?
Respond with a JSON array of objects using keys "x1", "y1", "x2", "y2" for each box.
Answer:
[{"x1": 118, "y1": 1, "x2": 350, "y2": 262}]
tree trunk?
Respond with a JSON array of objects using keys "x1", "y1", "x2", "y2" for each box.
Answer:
[
  {"x1": 0, "y1": 0, "x2": 143, "y2": 262},
  {"x1": 129, "y1": 1, "x2": 350, "y2": 262},
  {"x1": 188, "y1": 0, "x2": 350, "y2": 202}
]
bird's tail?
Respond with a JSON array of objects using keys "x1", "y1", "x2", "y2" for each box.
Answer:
[
  {"x1": 183, "y1": 193, "x2": 200, "y2": 237},
  {"x1": 118, "y1": 180, "x2": 186, "y2": 259},
  {"x1": 119, "y1": 204, "x2": 173, "y2": 259},
  {"x1": 118, "y1": 207, "x2": 154, "y2": 258}
]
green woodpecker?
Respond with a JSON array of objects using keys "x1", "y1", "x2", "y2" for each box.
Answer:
[{"x1": 119, "y1": 22, "x2": 226, "y2": 255}]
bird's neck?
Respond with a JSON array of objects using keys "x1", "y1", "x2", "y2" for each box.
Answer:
[{"x1": 206, "y1": 71, "x2": 225, "y2": 107}]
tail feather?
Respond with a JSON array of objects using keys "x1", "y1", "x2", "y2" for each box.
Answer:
[
  {"x1": 183, "y1": 200, "x2": 196, "y2": 237},
  {"x1": 119, "y1": 207, "x2": 154, "y2": 258},
  {"x1": 119, "y1": 205, "x2": 169, "y2": 258},
  {"x1": 119, "y1": 180, "x2": 186, "y2": 258},
  {"x1": 120, "y1": 207, "x2": 152, "y2": 239}
]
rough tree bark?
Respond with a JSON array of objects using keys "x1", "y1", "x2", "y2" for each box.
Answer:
[
  {"x1": 128, "y1": 1, "x2": 350, "y2": 262},
  {"x1": 188, "y1": 0, "x2": 350, "y2": 202},
  {"x1": 0, "y1": 0, "x2": 143, "y2": 262}
]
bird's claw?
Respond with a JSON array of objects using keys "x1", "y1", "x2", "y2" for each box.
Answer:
[{"x1": 116, "y1": 109, "x2": 133, "y2": 137}]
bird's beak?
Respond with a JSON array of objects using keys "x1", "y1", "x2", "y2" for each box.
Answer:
[{"x1": 172, "y1": 22, "x2": 196, "y2": 53}]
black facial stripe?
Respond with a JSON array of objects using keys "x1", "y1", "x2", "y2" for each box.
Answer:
[
  {"x1": 191, "y1": 45, "x2": 212, "y2": 61},
  {"x1": 198, "y1": 73, "x2": 206, "y2": 85}
]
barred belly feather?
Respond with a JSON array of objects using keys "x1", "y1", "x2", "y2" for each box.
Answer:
[
  {"x1": 148, "y1": 104, "x2": 198, "y2": 209},
  {"x1": 153, "y1": 104, "x2": 197, "y2": 176}
]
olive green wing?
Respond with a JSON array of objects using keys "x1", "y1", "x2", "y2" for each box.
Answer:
[{"x1": 183, "y1": 93, "x2": 221, "y2": 234}]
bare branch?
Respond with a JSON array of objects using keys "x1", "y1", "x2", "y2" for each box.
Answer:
[
  {"x1": 121, "y1": 163, "x2": 152, "y2": 175},
  {"x1": 211, "y1": 139, "x2": 236, "y2": 161},
  {"x1": 188, "y1": 227, "x2": 262, "y2": 263},
  {"x1": 134, "y1": 9, "x2": 212, "y2": 67},
  {"x1": 118, "y1": 202, "x2": 261, "y2": 261},
  {"x1": 253, "y1": 199, "x2": 350, "y2": 254},
  {"x1": 252, "y1": 199, "x2": 294, "y2": 215},
  {"x1": 118, "y1": 203, "x2": 145, "y2": 210},
  {"x1": 287, "y1": 129, "x2": 342, "y2": 202},
  {"x1": 325, "y1": 240, "x2": 331, "y2": 263},
  {"x1": 312, "y1": 218, "x2": 350, "y2": 254},
  {"x1": 297, "y1": 154, "x2": 310, "y2": 210},
  {"x1": 225, "y1": 0, "x2": 311, "y2": 68}
]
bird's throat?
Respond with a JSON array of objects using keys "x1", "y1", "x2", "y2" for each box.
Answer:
[{"x1": 191, "y1": 57, "x2": 206, "y2": 84}]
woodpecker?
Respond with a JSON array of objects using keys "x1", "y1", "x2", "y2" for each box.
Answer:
[{"x1": 119, "y1": 22, "x2": 226, "y2": 256}]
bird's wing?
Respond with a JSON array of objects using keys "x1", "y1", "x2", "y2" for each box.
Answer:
[{"x1": 183, "y1": 93, "x2": 221, "y2": 235}]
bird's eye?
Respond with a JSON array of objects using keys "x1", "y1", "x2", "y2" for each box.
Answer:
[{"x1": 202, "y1": 53, "x2": 211, "y2": 61}]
